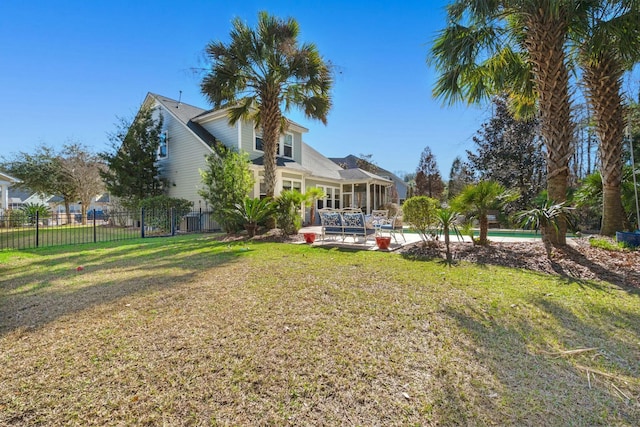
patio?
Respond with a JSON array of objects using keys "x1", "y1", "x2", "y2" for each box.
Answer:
[{"x1": 296, "y1": 226, "x2": 546, "y2": 251}]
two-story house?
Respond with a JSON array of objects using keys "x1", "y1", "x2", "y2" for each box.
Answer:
[{"x1": 145, "y1": 92, "x2": 397, "y2": 223}]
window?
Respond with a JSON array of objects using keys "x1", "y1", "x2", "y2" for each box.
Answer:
[
  {"x1": 255, "y1": 136, "x2": 264, "y2": 152},
  {"x1": 158, "y1": 131, "x2": 168, "y2": 158},
  {"x1": 283, "y1": 133, "x2": 293, "y2": 158}
]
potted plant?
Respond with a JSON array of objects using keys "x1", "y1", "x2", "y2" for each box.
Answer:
[{"x1": 375, "y1": 235, "x2": 391, "y2": 249}]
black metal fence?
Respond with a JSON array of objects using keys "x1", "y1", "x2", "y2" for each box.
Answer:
[{"x1": 0, "y1": 208, "x2": 219, "y2": 251}]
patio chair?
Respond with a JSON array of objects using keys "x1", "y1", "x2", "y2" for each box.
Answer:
[{"x1": 377, "y1": 214, "x2": 406, "y2": 243}]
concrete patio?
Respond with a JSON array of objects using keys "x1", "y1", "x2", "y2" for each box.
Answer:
[{"x1": 296, "y1": 226, "x2": 546, "y2": 251}]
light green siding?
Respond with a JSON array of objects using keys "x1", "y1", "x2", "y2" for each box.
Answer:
[
  {"x1": 157, "y1": 107, "x2": 214, "y2": 207},
  {"x1": 201, "y1": 118, "x2": 238, "y2": 150}
]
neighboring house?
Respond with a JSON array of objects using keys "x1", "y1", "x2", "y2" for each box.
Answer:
[
  {"x1": 145, "y1": 93, "x2": 396, "y2": 222},
  {"x1": 329, "y1": 154, "x2": 408, "y2": 204},
  {"x1": 0, "y1": 172, "x2": 21, "y2": 213}
]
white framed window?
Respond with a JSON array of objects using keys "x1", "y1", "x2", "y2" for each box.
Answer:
[
  {"x1": 157, "y1": 131, "x2": 168, "y2": 159},
  {"x1": 282, "y1": 179, "x2": 302, "y2": 193},
  {"x1": 283, "y1": 133, "x2": 293, "y2": 158}
]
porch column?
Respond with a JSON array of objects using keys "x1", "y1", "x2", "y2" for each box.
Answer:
[
  {"x1": 0, "y1": 183, "x2": 7, "y2": 211},
  {"x1": 366, "y1": 182, "x2": 371, "y2": 214}
]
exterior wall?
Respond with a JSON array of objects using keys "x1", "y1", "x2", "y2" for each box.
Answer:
[
  {"x1": 292, "y1": 132, "x2": 302, "y2": 164},
  {"x1": 200, "y1": 117, "x2": 238, "y2": 150},
  {"x1": 157, "y1": 106, "x2": 214, "y2": 207},
  {"x1": 240, "y1": 120, "x2": 255, "y2": 156}
]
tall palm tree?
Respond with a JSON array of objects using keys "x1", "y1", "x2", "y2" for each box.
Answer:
[
  {"x1": 574, "y1": 1, "x2": 640, "y2": 235},
  {"x1": 452, "y1": 180, "x2": 518, "y2": 245},
  {"x1": 431, "y1": 0, "x2": 594, "y2": 245},
  {"x1": 201, "y1": 11, "x2": 333, "y2": 200}
]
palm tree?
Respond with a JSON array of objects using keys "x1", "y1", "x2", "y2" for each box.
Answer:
[
  {"x1": 430, "y1": 0, "x2": 594, "y2": 245},
  {"x1": 201, "y1": 12, "x2": 333, "y2": 203},
  {"x1": 573, "y1": 2, "x2": 640, "y2": 235},
  {"x1": 452, "y1": 181, "x2": 518, "y2": 245}
]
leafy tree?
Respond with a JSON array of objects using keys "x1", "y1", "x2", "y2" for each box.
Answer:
[
  {"x1": 431, "y1": 0, "x2": 586, "y2": 245},
  {"x1": 200, "y1": 11, "x2": 333, "y2": 204},
  {"x1": 100, "y1": 106, "x2": 165, "y2": 210},
  {"x1": 466, "y1": 95, "x2": 546, "y2": 212},
  {"x1": 415, "y1": 146, "x2": 444, "y2": 199},
  {"x1": 60, "y1": 143, "x2": 105, "y2": 225},
  {"x1": 402, "y1": 196, "x2": 440, "y2": 242},
  {"x1": 199, "y1": 147, "x2": 255, "y2": 232},
  {"x1": 1, "y1": 144, "x2": 77, "y2": 222},
  {"x1": 447, "y1": 156, "x2": 474, "y2": 200},
  {"x1": 452, "y1": 181, "x2": 519, "y2": 246}
]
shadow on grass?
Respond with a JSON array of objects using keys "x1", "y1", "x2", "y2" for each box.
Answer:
[
  {"x1": 0, "y1": 235, "x2": 248, "y2": 336},
  {"x1": 444, "y1": 301, "x2": 640, "y2": 425},
  {"x1": 400, "y1": 242, "x2": 640, "y2": 295}
]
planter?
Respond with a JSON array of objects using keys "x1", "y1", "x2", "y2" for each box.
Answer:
[
  {"x1": 616, "y1": 231, "x2": 640, "y2": 248},
  {"x1": 375, "y1": 236, "x2": 392, "y2": 250},
  {"x1": 303, "y1": 232, "x2": 316, "y2": 244}
]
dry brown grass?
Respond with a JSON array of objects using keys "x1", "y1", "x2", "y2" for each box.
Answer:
[{"x1": 1, "y1": 235, "x2": 639, "y2": 425}]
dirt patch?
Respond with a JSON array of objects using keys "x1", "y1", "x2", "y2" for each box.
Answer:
[{"x1": 398, "y1": 238, "x2": 640, "y2": 289}]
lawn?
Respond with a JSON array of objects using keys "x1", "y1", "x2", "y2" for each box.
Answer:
[{"x1": 1, "y1": 234, "x2": 639, "y2": 425}]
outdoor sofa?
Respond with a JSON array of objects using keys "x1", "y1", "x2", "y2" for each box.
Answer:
[{"x1": 318, "y1": 208, "x2": 375, "y2": 244}]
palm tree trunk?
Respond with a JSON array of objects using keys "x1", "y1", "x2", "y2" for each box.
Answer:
[
  {"x1": 583, "y1": 54, "x2": 625, "y2": 236},
  {"x1": 479, "y1": 214, "x2": 488, "y2": 245},
  {"x1": 524, "y1": 8, "x2": 573, "y2": 246},
  {"x1": 260, "y1": 92, "x2": 281, "y2": 229}
]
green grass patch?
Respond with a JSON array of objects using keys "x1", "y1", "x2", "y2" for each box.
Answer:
[{"x1": 1, "y1": 234, "x2": 638, "y2": 425}]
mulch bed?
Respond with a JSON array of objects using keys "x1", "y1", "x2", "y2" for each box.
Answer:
[{"x1": 399, "y1": 238, "x2": 640, "y2": 289}]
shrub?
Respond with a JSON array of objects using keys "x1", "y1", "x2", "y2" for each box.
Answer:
[
  {"x1": 275, "y1": 190, "x2": 306, "y2": 235},
  {"x1": 20, "y1": 202, "x2": 51, "y2": 225},
  {"x1": 139, "y1": 196, "x2": 193, "y2": 232},
  {"x1": 227, "y1": 197, "x2": 276, "y2": 237},
  {"x1": 402, "y1": 196, "x2": 440, "y2": 242}
]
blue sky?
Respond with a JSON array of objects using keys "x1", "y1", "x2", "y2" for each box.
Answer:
[{"x1": 0, "y1": 0, "x2": 489, "y2": 178}]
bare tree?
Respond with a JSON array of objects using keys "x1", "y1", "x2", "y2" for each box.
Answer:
[{"x1": 60, "y1": 143, "x2": 105, "y2": 224}]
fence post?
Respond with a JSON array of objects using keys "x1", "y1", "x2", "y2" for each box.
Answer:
[
  {"x1": 93, "y1": 208, "x2": 97, "y2": 243},
  {"x1": 141, "y1": 207, "x2": 145, "y2": 238},
  {"x1": 36, "y1": 210, "x2": 40, "y2": 248},
  {"x1": 171, "y1": 207, "x2": 176, "y2": 236}
]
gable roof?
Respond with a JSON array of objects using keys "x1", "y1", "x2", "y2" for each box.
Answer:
[{"x1": 148, "y1": 93, "x2": 220, "y2": 151}]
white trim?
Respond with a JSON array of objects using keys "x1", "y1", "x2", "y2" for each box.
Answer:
[{"x1": 237, "y1": 121, "x2": 242, "y2": 150}]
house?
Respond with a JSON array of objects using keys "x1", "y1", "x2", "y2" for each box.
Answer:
[
  {"x1": 329, "y1": 154, "x2": 408, "y2": 203},
  {"x1": 0, "y1": 172, "x2": 21, "y2": 213},
  {"x1": 145, "y1": 93, "x2": 397, "y2": 223}
]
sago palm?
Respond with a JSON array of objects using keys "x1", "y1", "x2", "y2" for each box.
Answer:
[
  {"x1": 430, "y1": 0, "x2": 595, "y2": 245},
  {"x1": 201, "y1": 11, "x2": 333, "y2": 201}
]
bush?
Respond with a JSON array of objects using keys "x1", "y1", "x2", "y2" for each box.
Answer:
[
  {"x1": 20, "y1": 202, "x2": 51, "y2": 225},
  {"x1": 275, "y1": 190, "x2": 306, "y2": 235},
  {"x1": 402, "y1": 196, "x2": 440, "y2": 242},
  {"x1": 139, "y1": 196, "x2": 193, "y2": 232}
]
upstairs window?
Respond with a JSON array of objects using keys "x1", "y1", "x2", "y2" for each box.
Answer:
[
  {"x1": 255, "y1": 136, "x2": 264, "y2": 152},
  {"x1": 283, "y1": 133, "x2": 293, "y2": 158}
]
